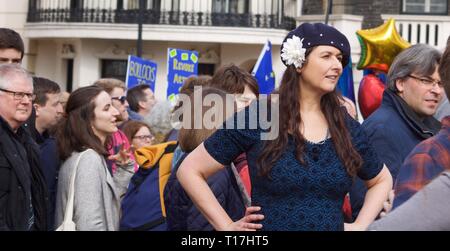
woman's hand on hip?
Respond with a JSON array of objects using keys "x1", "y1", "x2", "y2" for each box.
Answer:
[{"x1": 222, "y1": 206, "x2": 264, "y2": 231}]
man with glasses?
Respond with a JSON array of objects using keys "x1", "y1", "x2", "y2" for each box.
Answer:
[
  {"x1": 0, "y1": 64, "x2": 48, "y2": 231},
  {"x1": 0, "y1": 28, "x2": 24, "y2": 65},
  {"x1": 390, "y1": 42, "x2": 450, "y2": 210},
  {"x1": 349, "y1": 44, "x2": 443, "y2": 220}
]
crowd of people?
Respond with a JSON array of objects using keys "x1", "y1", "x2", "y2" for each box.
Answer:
[{"x1": 0, "y1": 22, "x2": 449, "y2": 231}]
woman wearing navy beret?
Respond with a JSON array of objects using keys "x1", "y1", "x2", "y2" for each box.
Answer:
[{"x1": 176, "y1": 23, "x2": 393, "y2": 231}]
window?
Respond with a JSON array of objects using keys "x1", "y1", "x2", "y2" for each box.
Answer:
[
  {"x1": 198, "y1": 63, "x2": 216, "y2": 76},
  {"x1": 70, "y1": 0, "x2": 84, "y2": 9},
  {"x1": 116, "y1": 0, "x2": 161, "y2": 23},
  {"x1": 403, "y1": 0, "x2": 447, "y2": 14},
  {"x1": 211, "y1": 0, "x2": 251, "y2": 26},
  {"x1": 101, "y1": 59, "x2": 128, "y2": 82},
  {"x1": 171, "y1": 0, "x2": 180, "y2": 11},
  {"x1": 213, "y1": 0, "x2": 249, "y2": 14},
  {"x1": 124, "y1": 0, "x2": 161, "y2": 10}
]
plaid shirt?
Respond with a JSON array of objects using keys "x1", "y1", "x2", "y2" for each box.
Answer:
[{"x1": 393, "y1": 116, "x2": 450, "y2": 209}]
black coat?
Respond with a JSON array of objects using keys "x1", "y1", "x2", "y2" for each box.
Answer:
[
  {"x1": 0, "y1": 116, "x2": 48, "y2": 231},
  {"x1": 26, "y1": 111, "x2": 60, "y2": 230}
]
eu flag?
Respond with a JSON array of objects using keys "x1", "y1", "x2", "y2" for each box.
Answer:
[{"x1": 252, "y1": 41, "x2": 275, "y2": 95}]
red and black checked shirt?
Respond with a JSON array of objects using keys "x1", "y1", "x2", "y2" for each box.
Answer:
[{"x1": 393, "y1": 116, "x2": 450, "y2": 209}]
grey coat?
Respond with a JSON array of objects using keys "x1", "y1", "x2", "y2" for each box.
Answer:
[
  {"x1": 55, "y1": 149, "x2": 120, "y2": 231},
  {"x1": 368, "y1": 171, "x2": 450, "y2": 231}
]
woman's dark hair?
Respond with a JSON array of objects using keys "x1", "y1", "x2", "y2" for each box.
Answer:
[
  {"x1": 210, "y1": 64, "x2": 259, "y2": 95},
  {"x1": 179, "y1": 75, "x2": 212, "y2": 96},
  {"x1": 172, "y1": 75, "x2": 212, "y2": 113},
  {"x1": 56, "y1": 86, "x2": 109, "y2": 160},
  {"x1": 257, "y1": 47, "x2": 363, "y2": 177},
  {"x1": 178, "y1": 87, "x2": 232, "y2": 152}
]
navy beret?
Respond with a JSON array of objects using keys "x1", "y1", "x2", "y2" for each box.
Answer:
[{"x1": 281, "y1": 22, "x2": 351, "y2": 67}]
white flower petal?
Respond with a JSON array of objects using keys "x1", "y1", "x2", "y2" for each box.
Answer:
[{"x1": 281, "y1": 35, "x2": 306, "y2": 68}]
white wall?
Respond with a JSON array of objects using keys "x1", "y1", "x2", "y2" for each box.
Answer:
[{"x1": 34, "y1": 39, "x2": 59, "y2": 80}]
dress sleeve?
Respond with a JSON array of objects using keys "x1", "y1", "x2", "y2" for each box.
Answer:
[
  {"x1": 204, "y1": 107, "x2": 258, "y2": 166},
  {"x1": 348, "y1": 117, "x2": 384, "y2": 180}
]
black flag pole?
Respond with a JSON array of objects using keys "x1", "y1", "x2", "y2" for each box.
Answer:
[
  {"x1": 137, "y1": 0, "x2": 144, "y2": 57},
  {"x1": 325, "y1": 0, "x2": 332, "y2": 25}
]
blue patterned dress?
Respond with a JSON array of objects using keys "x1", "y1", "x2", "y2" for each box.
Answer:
[{"x1": 203, "y1": 105, "x2": 383, "y2": 231}]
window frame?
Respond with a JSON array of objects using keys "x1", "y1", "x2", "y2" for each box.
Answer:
[
  {"x1": 401, "y1": 0, "x2": 448, "y2": 15},
  {"x1": 212, "y1": 0, "x2": 250, "y2": 14},
  {"x1": 101, "y1": 59, "x2": 128, "y2": 82}
]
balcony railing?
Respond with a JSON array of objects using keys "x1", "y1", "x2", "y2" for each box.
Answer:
[
  {"x1": 27, "y1": 3, "x2": 296, "y2": 30},
  {"x1": 382, "y1": 14, "x2": 450, "y2": 48}
]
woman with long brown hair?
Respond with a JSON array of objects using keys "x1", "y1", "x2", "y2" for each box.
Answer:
[
  {"x1": 176, "y1": 23, "x2": 392, "y2": 231},
  {"x1": 55, "y1": 86, "x2": 122, "y2": 230}
]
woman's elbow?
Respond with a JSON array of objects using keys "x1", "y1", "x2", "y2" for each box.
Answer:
[
  {"x1": 176, "y1": 159, "x2": 190, "y2": 184},
  {"x1": 367, "y1": 166, "x2": 393, "y2": 189},
  {"x1": 380, "y1": 166, "x2": 393, "y2": 188},
  {"x1": 176, "y1": 156, "x2": 202, "y2": 187}
]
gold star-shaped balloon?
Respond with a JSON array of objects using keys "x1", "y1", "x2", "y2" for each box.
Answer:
[{"x1": 356, "y1": 18, "x2": 411, "y2": 73}]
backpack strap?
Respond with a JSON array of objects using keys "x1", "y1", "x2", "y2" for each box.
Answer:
[
  {"x1": 163, "y1": 143, "x2": 178, "y2": 154},
  {"x1": 157, "y1": 142, "x2": 178, "y2": 217}
]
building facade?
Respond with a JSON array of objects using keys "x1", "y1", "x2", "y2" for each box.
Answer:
[{"x1": 7, "y1": 0, "x2": 299, "y2": 100}]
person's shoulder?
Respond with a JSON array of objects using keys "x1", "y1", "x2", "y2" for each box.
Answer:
[
  {"x1": 407, "y1": 135, "x2": 442, "y2": 156},
  {"x1": 343, "y1": 111, "x2": 361, "y2": 128},
  {"x1": 441, "y1": 171, "x2": 450, "y2": 184},
  {"x1": 66, "y1": 149, "x2": 103, "y2": 166},
  {"x1": 361, "y1": 109, "x2": 405, "y2": 137},
  {"x1": 362, "y1": 108, "x2": 395, "y2": 127}
]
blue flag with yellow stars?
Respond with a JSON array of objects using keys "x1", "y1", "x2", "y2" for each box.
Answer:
[{"x1": 252, "y1": 41, "x2": 275, "y2": 95}]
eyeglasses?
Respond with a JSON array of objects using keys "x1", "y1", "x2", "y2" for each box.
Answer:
[
  {"x1": 408, "y1": 75, "x2": 443, "y2": 89},
  {"x1": 0, "y1": 88, "x2": 35, "y2": 101},
  {"x1": 111, "y1": 96, "x2": 127, "y2": 104},
  {"x1": 133, "y1": 134, "x2": 155, "y2": 141}
]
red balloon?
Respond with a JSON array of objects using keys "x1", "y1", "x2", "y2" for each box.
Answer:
[{"x1": 358, "y1": 74, "x2": 386, "y2": 119}]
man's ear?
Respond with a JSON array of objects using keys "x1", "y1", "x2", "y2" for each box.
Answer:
[
  {"x1": 138, "y1": 100, "x2": 146, "y2": 110},
  {"x1": 34, "y1": 103, "x2": 41, "y2": 117},
  {"x1": 395, "y1": 79, "x2": 405, "y2": 93}
]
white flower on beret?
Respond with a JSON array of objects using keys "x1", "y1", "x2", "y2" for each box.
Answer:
[{"x1": 281, "y1": 35, "x2": 306, "y2": 68}]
